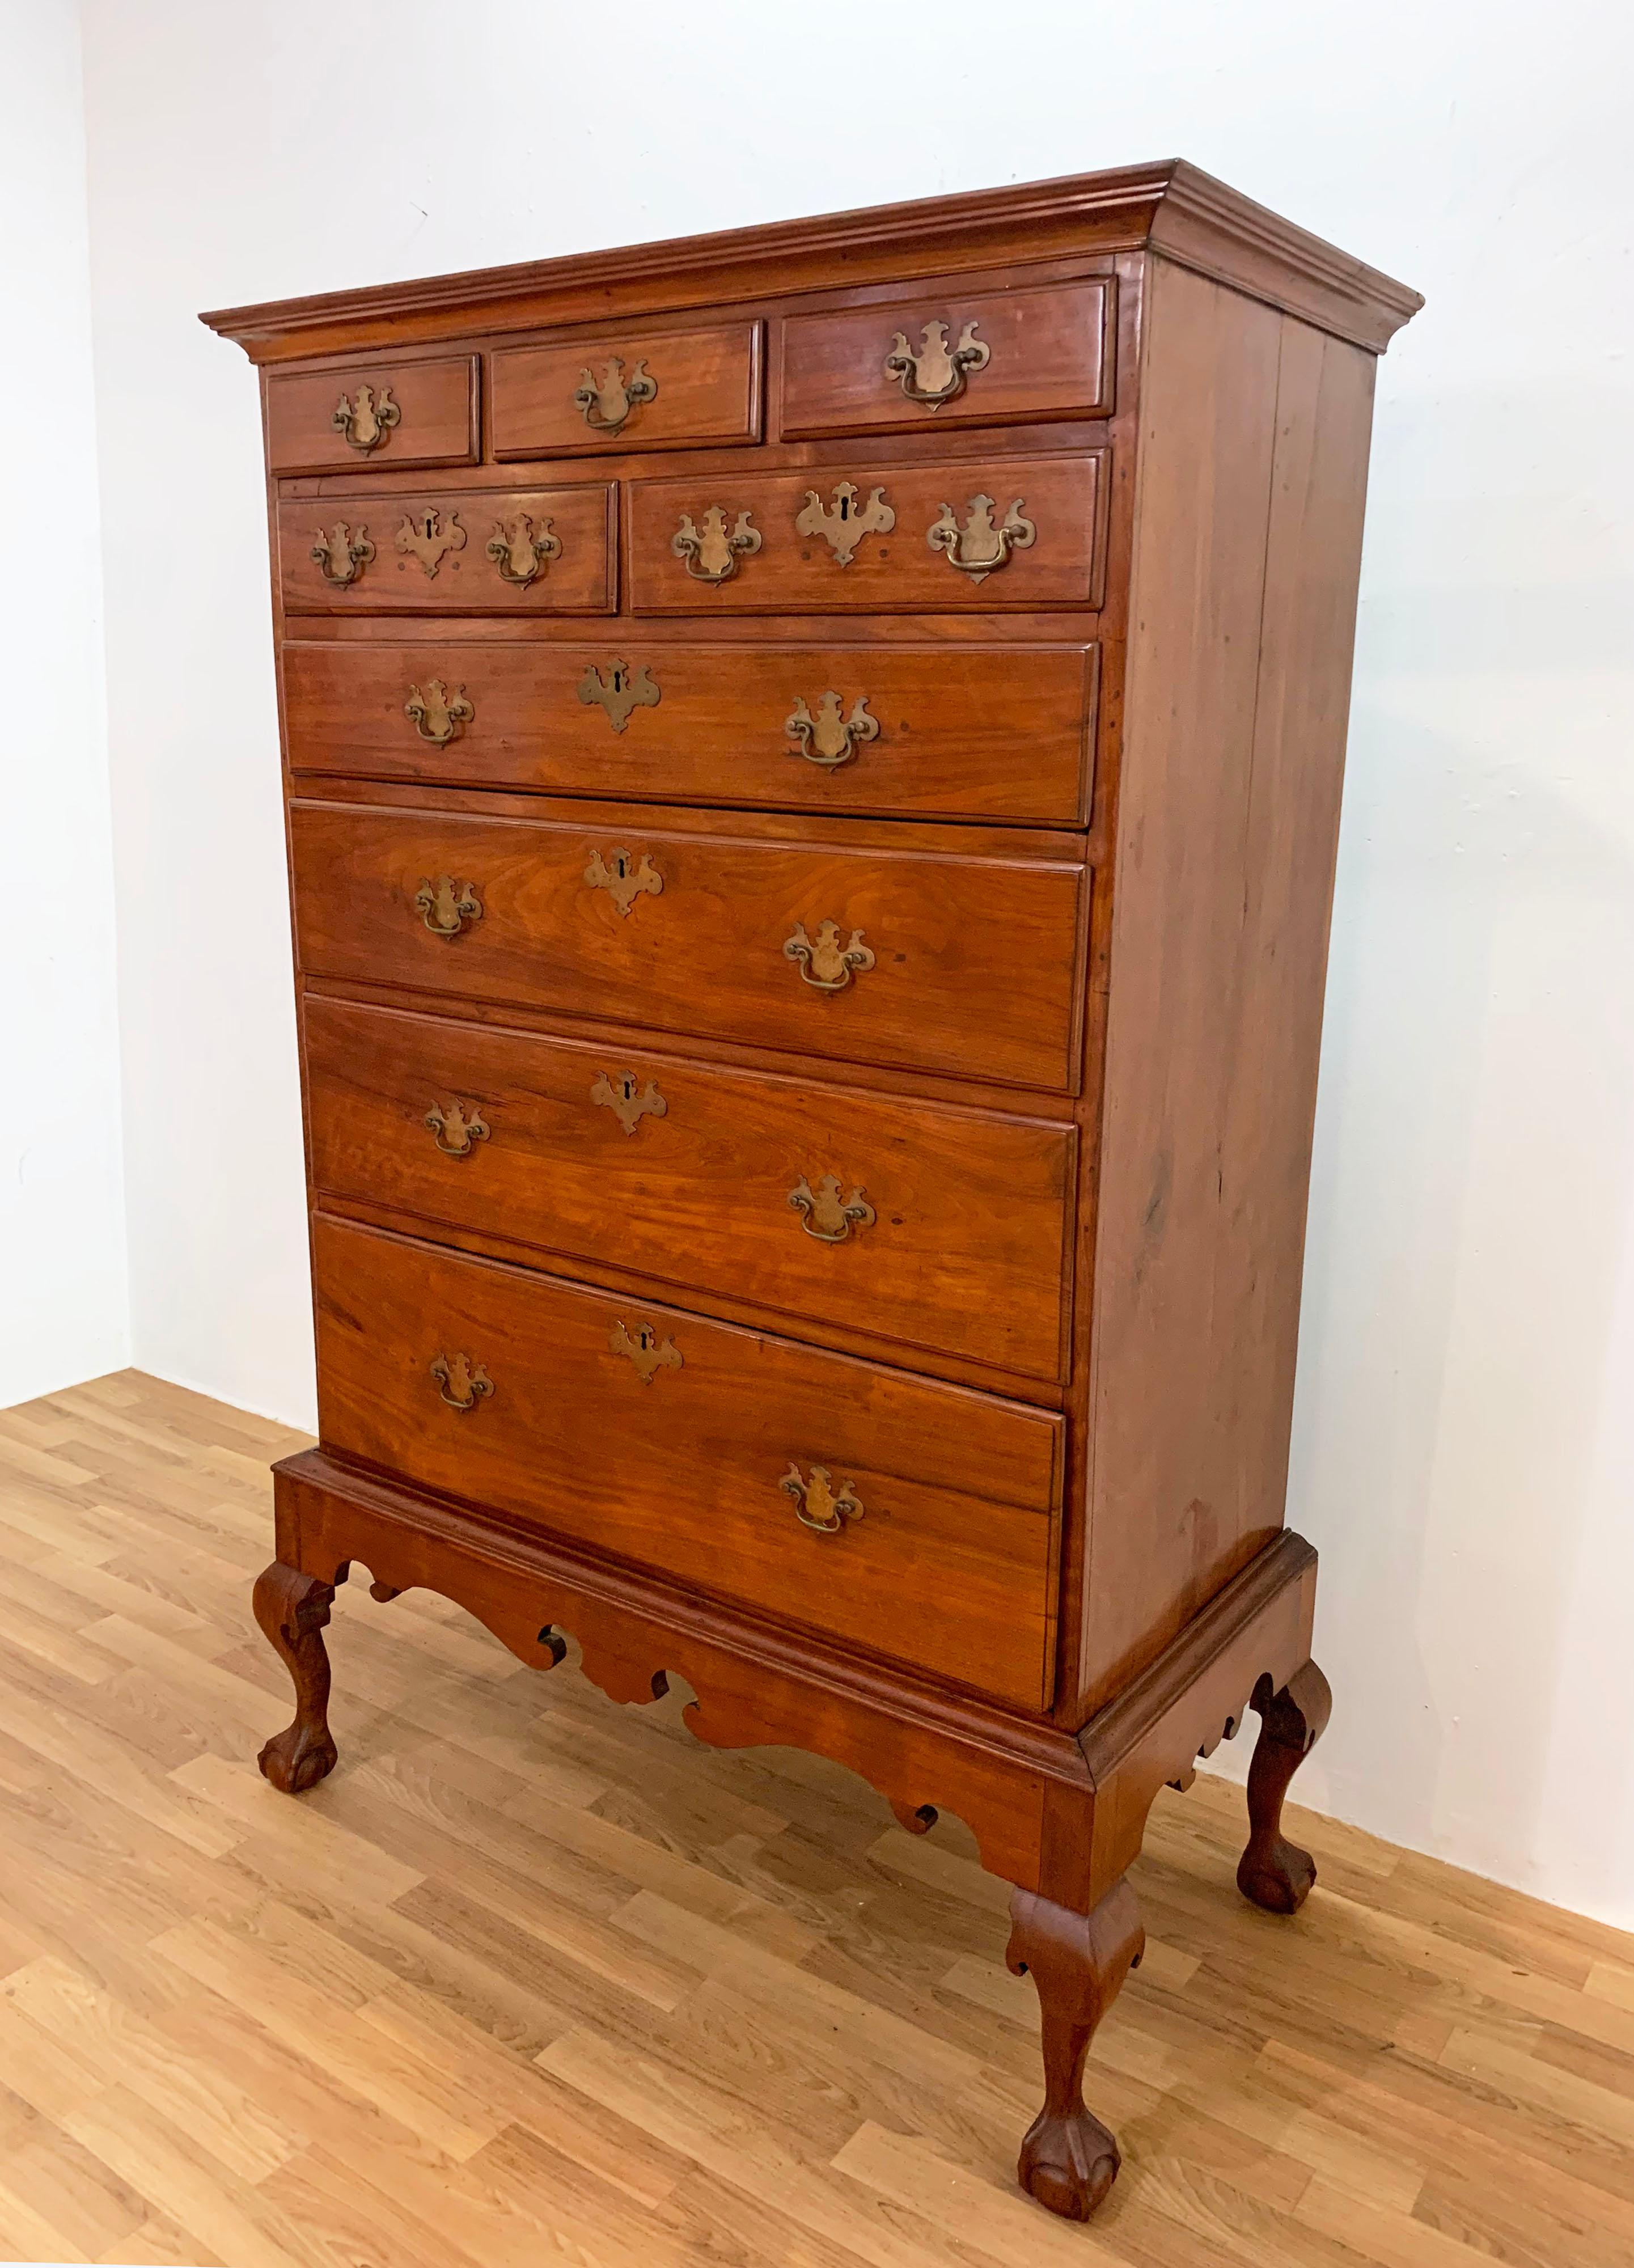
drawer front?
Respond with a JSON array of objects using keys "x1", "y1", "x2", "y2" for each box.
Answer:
[
  {"x1": 306, "y1": 997, "x2": 1076, "y2": 1382},
  {"x1": 628, "y1": 452, "x2": 1104, "y2": 614},
  {"x1": 492, "y1": 323, "x2": 761, "y2": 457},
  {"x1": 780, "y1": 281, "x2": 1114, "y2": 439},
  {"x1": 282, "y1": 640, "x2": 1097, "y2": 825},
  {"x1": 267, "y1": 356, "x2": 479, "y2": 475},
  {"x1": 291, "y1": 802, "x2": 1087, "y2": 1093},
  {"x1": 313, "y1": 1216, "x2": 1060, "y2": 1708},
  {"x1": 278, "y1": 485, "x2": 616, "y2": 614}
]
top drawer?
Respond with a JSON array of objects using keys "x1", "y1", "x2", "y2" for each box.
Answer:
[
  {"x1": 491, "y1": 322, "x2": 761, "y2": 458},
  {"x1": 266, "y1": 356, "x2": 479, "y2": 475},
  {"x1": 780, "y1": 280, "x2": 1114, "y2": 439}
]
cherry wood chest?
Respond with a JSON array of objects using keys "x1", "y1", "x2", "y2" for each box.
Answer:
[{"x1": 205, "y1": 161, "x2": 1419, "y2": 2222}]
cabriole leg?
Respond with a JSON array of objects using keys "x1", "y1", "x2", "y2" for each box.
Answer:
[
  {"x1": 1237, "y1": 1658, "x2": 1332, "y2": 1914},
  {"x1": 1005, "y1": 1878, "x2": 1145, "y2": 2220},
  {"x1": 252, "y1": 1560, "x2": 339, "y2": 1793}
]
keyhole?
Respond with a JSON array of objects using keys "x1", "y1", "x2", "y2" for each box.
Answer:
[
  {"x1": 619, "y1": 1076, "x2": 637, "y2": 1103},
  {"x1": 838, "y1": 494, "x2": 853, "y2": 521},
  {"x1": 611, "y1": 667, "x2": 628, "y2": 692},
  {"x1": 613, "y1": 853, "x2": 629, "y2": 879},
  {"x1": 636, "y1": 1327, "x2": 656, "y2": 1353}
]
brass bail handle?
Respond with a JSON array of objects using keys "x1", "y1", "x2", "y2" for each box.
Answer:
[
  {"x1": 429, "y1": 1353, "x2": 493, "y2": 1412},
  {"x1": 780, "y1": 1462, "x2": 863, "y2": 1533}
]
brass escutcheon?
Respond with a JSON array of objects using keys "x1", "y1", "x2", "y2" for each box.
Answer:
[
  {"x1": 783, "y1": 919, "x2": 875, "y2": 993},
  {"x1": 788, "y1": 1174, "x2": 876, "y2": 1244},
  {"x1": 574, "y1": 356, "x2": 658, "y2": 435},
  {"x1": 585, "y1": 847, "x2": 663, "y2": 919},
  {"x1": 424, "y1": 1098, "x2": 489, "y2": 1158},
  {"x1": 672, "y1": 505, "x2": 761, "y2": 585},
  {"x1": 311, "y1": 522, "x2": 374, "y2": 587},
  {"x1": 396, "y1": 508, "x2": 467, "y2": 578},
  {"x1": 578, "y1": 659, "x2": 661, "y2": 733},
  {"x1": 404, "y1": 679, "x2": 475, "y2": 746},
  {"x1": 794, "y1": 482, "x2": 895, "y2": 567},
  {"x1": 414, "y1": 875, "x2": 483, "y2": 939},
  {"x1": 486, "y1": 514, "x2": 560, "y2": 587},
  {"x1": 780, "y1": 1462, "x2": 863, "y2": 1534},
  {"x1": 591, "y1": 1070, "x2": 667, "y2": 1136},
  {"x1": 332, "y1": 382, "x2": 401, "y2": 451},
  {"x1": 610, "y1": 1319, "x2": 683, "y2": 1384},
  {"x1": 926, "y1": 493, "x2": 1035, "y2": 584},
  {"x1": 883, "y1": 319, "x2": 990, "y2": 409},
  {"x1": 786, "y1": 691, "x2": 879, "y2": 769},
  {"x1": 429, "y1": 1352, "x2": 493, "y2": 1411}
]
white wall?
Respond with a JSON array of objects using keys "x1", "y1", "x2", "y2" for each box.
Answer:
[
  {"x1": 0, "y1": 0, "x2": 128, "y2": 1404},
  {"x1": 74, "y1": 0, "x2": 1634, "y2": 1925}
]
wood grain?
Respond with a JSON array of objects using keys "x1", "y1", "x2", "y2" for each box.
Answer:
[{"x1": 491, "y1": 321, "x2": 761, "y2": 457}]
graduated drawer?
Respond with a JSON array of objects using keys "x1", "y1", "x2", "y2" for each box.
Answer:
[
  {"x1": 780, "y1": 279, "x2": 1114, "y2": 438},
  {"x1": 290, "y1": 801, "x2": 1087, "y2": 1093},
  {"x1": 628, "y1": 451, "x2": 1104, "y2": 613},
  {"x1": 313, "y1": 1215, "x2": 1061, "y2": 1709},
  {"x1": 278, "y1": 485, "x2": 615, "y2": 614},
  {"x1": 282, "y1": 639, "x2": 1098, "y2": 824},
  {"x1": 267, "y1": 355, "x2": 479, "y2": 475},
  {"x1": 306, "y1": 996, "x2": 1076, "y2": 1383},
  {"x1": 491, "y1": 321, "x2": 761, "y2": 456}
]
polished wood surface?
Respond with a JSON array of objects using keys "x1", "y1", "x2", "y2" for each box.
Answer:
[
  {"x1": 492, "y1": 321, "x2": 762, "y2": 456},
  {"x1": 290, "y1": 800, "x2": 1090, "y2": 1090},
  {"x1": 311, "y1": 1218, "x2": 1061, "y2": 1708},
  {"x1": 277, "y1": 483, "x2": 617, "y2": 613},
  {"x1": 779, "y1": 278, "x2": 1115, "y2": 437},
  {"x1": 265, "y1": 353, "x2": 480, "y2": 474},
  {"x1": 282, "y1": 637, "x2": 1099, "y2": 822},
  {"x1": 0, "y1": 1370, "x2": 1623, "y2": 2268},
  {"x1": 304, "y1": 996, "x2": 1077, "y2": 1383}
]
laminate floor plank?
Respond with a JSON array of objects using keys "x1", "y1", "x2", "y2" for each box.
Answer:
[{"x1": 0, "y1": 1369, "x2": 1627, "y2": 2266}]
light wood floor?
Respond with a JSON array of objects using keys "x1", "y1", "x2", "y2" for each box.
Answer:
[{"x1": 0, "y1": 1375, "x2": 1630, "y2": 2268}]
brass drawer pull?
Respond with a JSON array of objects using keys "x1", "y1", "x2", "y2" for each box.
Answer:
[
  {"x1": 591, "y1": 1070, "x2": 667, "y2": 1136},
  {"x1": 486, "y1": 513, "x2": 560, "y2": 588},
  {"x1": 404, "y1": 679, "x2": 474, "y2": 746},
  {"x1": 794, "y1": 483, "x2": 894, "y2": 566},
  {"x1": 578, "y1": 659, "x2": 661, "y2": 733},
  {"x1": 429, "y1": 1352, "x2": 492, "y2": 1411},
  {"x1": 332, "y1": 383, "x2": 400, "y2": 451},
  {"x1": 926, "y1": 493, "x2": 1035, "y2": 584},
  {"x1": 311, "y1": 522, "x2": 374, "y2": 587},
  {"x1": 414, "y1": 875, "x2": 483, "y2": 939},
  {"x1": 396, "y1": 508, "x2": 466, "y2": 578},
  {"x1": 672, "y1": 505, "x2": 761, "y2": 585},
  {"x1": 786, "y1": 691, "x2": 878, "y2": 769},
  {"x1": 789, "y1": 1175, "x2": 875, "y2": 1244},
  {"x1": 575, "y1": 356, "x2": 657, "y2": 435},
  {"x1": 424, "y1": 1099, "x2": 489, "y2": 1158},
  {"x1": 883, "y1": 319, "x2": 989, "y2": 409},
  {"x1": 611, "y1": 1320, "x2": 682, "y2": 1383},
  {"x1": 781, "y1": 1462, "x2": 863, "y2": 1533},
  {"x1": 585, "y1": 847, "x2": 663, "y2": 918},
  {"x1": 784, "y1": 920, "x2": 874, "y2": 993}
]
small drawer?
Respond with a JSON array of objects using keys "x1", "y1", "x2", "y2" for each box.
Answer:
[
  {"x1": 628, "y1": 452, "x2": 1104, "y2": 614},
  {"x1": 277, "y1": 485, "x2": 615, "y2": 614},
  {"x1": 306, "y1": 996, "x2": 1077, "y2": 1383},
  {"x1": 780, "y1": 280, "x2": 1114, "y2": 438},
  {"x1": 313, "y1": 1215, "x2": 1061, "y2": 1709},
  {"x1": 491, "y1": 322, "x2": 761, "y2": 457},
  {"x1": 282, "y1": 639, "x2": 1098, "y2": 826},
  {"x1": 266, "y1": 355, "x2": 479, "y2": 475},
  {"x1": 290, "y1": 801, "x2": 1088, "y2": 1094}
]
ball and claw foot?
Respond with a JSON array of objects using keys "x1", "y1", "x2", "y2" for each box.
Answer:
[
  {"x1": 1237, "y1": 1660, "x2": 1332, "y2": 1915},
  {"x1": 1007, "y1": 1878, "x2": 1145, "y2": 2220},
  {"x1": 252, "y1": 1560, "x2": 340, "y2": 1794}
]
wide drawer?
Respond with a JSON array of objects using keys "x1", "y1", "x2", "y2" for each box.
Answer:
[
  {"x1": 313, "y1": 1216, "x2": 1061, "y2": 1708},
  {"x1": 290, "y1": 801, "x2": 1087, "y2": 1092},
  {"x1": 281, "y1": 639, "x2": 1098, "y2": 824},
  {"x1": 267, "y1": 355, "x2": 480, "y2": 475},
  {"x1": 780, "y1": 280, "x2": 1115, "y2": 439},
  {"x1": 628, "y1": 451, "x2": 1104, "y2": 613},
  {"x1": 277, "y1": 485, "x2": 616, "y2": 614},
  {"x1": 306, "y1": 996, "x2": 1076, "y2": 1382},
  {"x1": 491, "y1": 321, "x2": 761, "y2": 456}
]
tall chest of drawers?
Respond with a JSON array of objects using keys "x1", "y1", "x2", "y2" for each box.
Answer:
[{"x1": 206, "y1": 162, "x2": 1419, "y2": 2223}]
